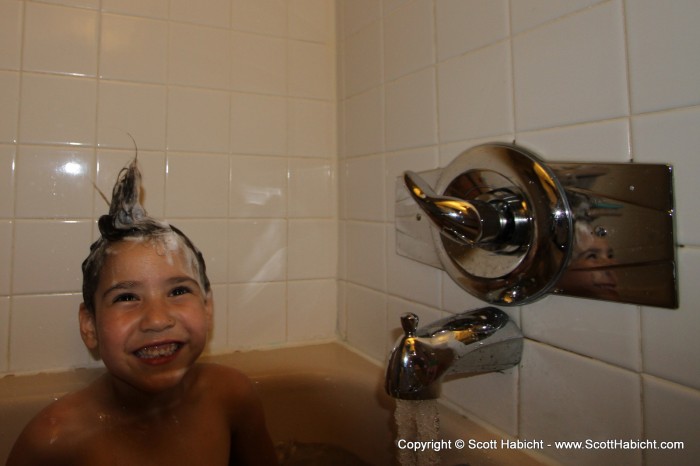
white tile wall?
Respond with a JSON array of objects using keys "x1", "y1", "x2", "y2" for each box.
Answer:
[
  {"x1": 0, "y1": 71, "x2": 19, "y2": 143},
  {"x1": 168, "y1": 23, "x2": 230, "y2": 90},
  {"x1": 338, "y1": 0, "x2": 700, "y2": 464},
  {"x1": 165, "y1": 152, "x2": 230, "y2": 217},
  {"x1": 1, "y1": 0, "x2": 336, "y2": 375},
  {"x1": 287, "y1": 219, "x2": 337, "y2": 279},
  {"x1": 99, "y1": 14, "x2": 168, "y2": 83},
  {"x1": 632, "y1": 106, "x2": 700, "y2": 246},
  {"x1": 524, "y1": 295, "x2": 642, "y2": 371},
  {"x1": 19, "y1": 73, "x2": 97, "y2": 145},
  {"x1": 0, "y1": 1, "x2": 22, "y2": 70},
  {"x1": 520, "y1": 341, "x2": 642, "y2": 466},
  {"x1": 435, "y1": 0, "x2": 509, "y2": 61},
  {"x1": 344, "y1": 221, "x2": 386, "y2": 291},
  {"x1": 288, "y1": 98, "x2": 335, "y2": 157},
  {"x1": 23, "y1": 2, "x2": 98, "y2": 76},
  {"x1": 40, "y1": 0, "x2": 99, "y2": 10},
  {"x1": 343, "y1": 21, "x2": 382, "y2": 98},
  {"x1": 230, "y1": 0, "x2": 288, "y2": 36},
  {"x1": 338, "y1": 0, "x2": 380, "y2": 37},
  {"x1": 512, "y1": 1, "x2": 628, "y2": 131},
  {"x1": 0, "y1": 297, "x2": 8, "y2": 372},
  {"x1": 288, "y1": 158, "x2": 334, "y2": 217},
  {"x1": 227, "y1": 281, "x2": 286, "y2": 348},
  {"x1": 229, "y1": 155, "x2": 287, "y2": 218},
  {"x1": 0, "y1": 222, "x2": 11, "y2": 296},
  {"x1": 342, "y1": 154, "x2": 385, "y2": 221},
  {"x1": 641, "y1": 248, "x2": 700, "y2": 390},
  {"x1": 518, "y1": 118, "x2": 631, "y2": 163},
  {"x1": 385, "y1": 67, "x2": 437, "y2": 151},
  {"x1": 441, "y1": 366, "x2": 519, "y2": 437},
  {"x1": 643, "y1": 375, "x2": 700, "y2": 465},
  {"x1": 385, "y1": 227, "x2": 441, "y2": 308},
  {"x1": 230, "y1": 32, "x2": 286, "y2": 95},
  {"x1": 228, "y1": 219, "x2": 287, "y2": 283},
  {"x1": 15, "y1": 146, "x2": 95, "y2": 218},
  {"x1": 510, "y1": 0, "x2": 603, "y2": 35},
  {"x1": 288, "y1": 40, "x2": 334, "y2": 99},
  {"x1": 10, "y1": 294, "x2": 93, "y2": 373},
  {"x1": 287, "y1": 278, "x2": 337, "y2": 341},
  {"x1": 167, "y1": 87, "x2": 230, "y2": 152},
  {"x1": 625, "y1": 0, "x2": 700, "y2": 113},
  {"x1": 170, "y1": 0, "x2": 231, "y2": 28},
  {"x1": 230, "y1": 93, "x2": 286, "y2": 155},
  {"x1": 383, "y1": 0, "x2": 434, "y2": 81},
  {"x1": 12, "y1": 221, "x2": 92, "y2": 295},
  {"x1": 289, "y1": 0, "x2": 332, "y2": 43},
  {"x1": 97, "y1": 81, "x2": 167, "y2": 150},
  {"x1": 342, "y1": 87, "x2": 384, "y2": 156},
  {"x1": 345, "y1": 282, "x2": 386, "y2": 360},
  {"x1": 437, "y1": 41, "x2": 513, "y2": 142},
  {"x1": 101, "y1": 0, "x2": 169, "y2": 19},
  {"x1": 0, "y1": 145, "x2": 16, "y2": 217}
]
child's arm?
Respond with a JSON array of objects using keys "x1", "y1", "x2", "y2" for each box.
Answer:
[
  {"x1": 228, "y1": 387, "x2": 278, "y2": 466},
  {"x1": 6, "y1": 406, "x2": 75, "y2": 466},
  {"x1": 210, "y1": 365, "x2": 278, "y2": 466}
]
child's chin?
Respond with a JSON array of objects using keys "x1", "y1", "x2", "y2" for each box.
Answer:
[
  {"x1": 108, "y1": 359, "x2": 195, "y2": 395},
  {"x1": 134, "y1": 367, "x2": 191, "y2": 394}
]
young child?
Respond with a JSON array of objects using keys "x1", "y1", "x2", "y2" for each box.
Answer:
[{"x1": 7, "y1": 160, "x2": 278, "y2": 466}]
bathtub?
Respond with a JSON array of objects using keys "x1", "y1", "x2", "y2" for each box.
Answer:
[{"x1": 0, "y1": 342, "x2": 546, "y2": 465}]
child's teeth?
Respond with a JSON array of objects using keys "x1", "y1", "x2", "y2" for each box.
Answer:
[{"x1": 135, "y1": 343, "x2": 179, "y2": 359}]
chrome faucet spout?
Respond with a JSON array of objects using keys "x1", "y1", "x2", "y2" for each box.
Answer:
[{"x1": 385, "y1": 307, "x2": 523, "y2": 400}]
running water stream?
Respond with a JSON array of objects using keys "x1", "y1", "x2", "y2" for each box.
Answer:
[{"x1": 394, "y1": 399, "x2": 441, "y2": 466}]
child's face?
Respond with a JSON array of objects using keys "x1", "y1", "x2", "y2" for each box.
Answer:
[{"x1": 79, "y1": 238, "x2": 213, "y2": 395}]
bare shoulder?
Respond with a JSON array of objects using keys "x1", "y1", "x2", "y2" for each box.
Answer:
[
  {"x1": 194, "y1": 363, "x2": 258, "y2": 406},
  {"x1": 196, "y1": 363, "x2": 255, "y2": 390},
  {"x1": 6, "y1": 388, "x2": 97, "y2": 466}
]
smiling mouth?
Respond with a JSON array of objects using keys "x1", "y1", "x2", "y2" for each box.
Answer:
[{"x1": 134, "y1": 342, "x2": 183, "y2": 360}]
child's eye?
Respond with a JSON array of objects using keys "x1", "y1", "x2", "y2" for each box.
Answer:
[
  {"x1": 113, "y1": 293, "x2": 138, "y2": 303},
  {"x1": 170, "y1": 286, "x2": 192, "y2": 297}
]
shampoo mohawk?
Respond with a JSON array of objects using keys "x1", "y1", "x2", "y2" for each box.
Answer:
[{"x1": 97, "y1": 158, "x2": 167, "y2": 241}]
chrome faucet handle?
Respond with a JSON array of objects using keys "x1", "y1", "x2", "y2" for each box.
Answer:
[
  {"x1": 400, "y1": 144, "x2": 574, "y2": 306},
  {"x1": 400, "y1": 312, "x2": 419, "y2": 337},
  {"x1": 404, "y1": 171, "x2": 504, "y2": 245}
]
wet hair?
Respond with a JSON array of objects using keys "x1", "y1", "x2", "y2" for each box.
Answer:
[{"x1": 81, "y1": 159, "x2": 210, "y2": 313}]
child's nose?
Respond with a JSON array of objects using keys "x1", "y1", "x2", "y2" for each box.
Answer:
[{"x1": 140, "y1": 298, "x2": 175, "y2": 331}]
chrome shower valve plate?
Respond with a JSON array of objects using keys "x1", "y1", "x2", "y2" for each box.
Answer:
[{"x1": 396, "y1": 142, "x2": 677, "y2": 309}]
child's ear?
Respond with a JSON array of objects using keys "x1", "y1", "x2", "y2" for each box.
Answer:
[{"x1": 78, "y1": 303, "x2": 99, "y2": 352}]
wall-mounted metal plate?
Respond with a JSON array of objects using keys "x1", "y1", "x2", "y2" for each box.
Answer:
[
  {"x1": 549, "y1": 162, "x2": 677, "y2": 308},
  {"x1": 396, "y1": 143, "x2": 678, "y2": 309}
]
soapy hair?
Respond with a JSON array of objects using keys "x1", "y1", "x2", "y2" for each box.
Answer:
[{"x1": 81, "y1": 159, "x2": 210, "y2": 313}]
